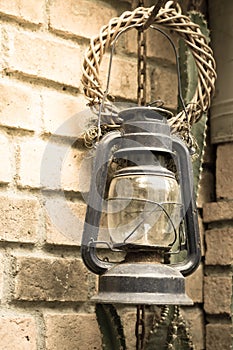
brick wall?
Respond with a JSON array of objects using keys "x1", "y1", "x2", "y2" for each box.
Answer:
[
  {"x1": 203, "y1": 1, "x2": 233, "y2": 348},
  {"x1": 0, "y1": 0, "x2": 216, "y2": 349},
  {"x1": 203, "y1": 143, "x2": 233, "y2": 350}
]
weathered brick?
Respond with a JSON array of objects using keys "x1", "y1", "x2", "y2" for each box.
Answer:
[
  {"x1": 206, "y1": 323, "x2": 232, "y2": 350},
  {"x1": 205, "y1": 227, "x2": 233, "y2": 265},
  {"x1": 203, "y1": 201, "x2": 233, "y2": 223},
  {"x1": 42, "y1": 91, "x2": 89, "y2": 137},
  {"x1": 18, "y1": 138, "x2": 88, "y2": 192},
  {"x1": 49, "y1": 0, "x2": 118, "y2": 39},
  {"x1": 44, "y1": 313, "x2": 102, "y2": 350},
  {"x1": 0, "y1": 0, "x2": 44, "y2": 24},
  {"x1": 0, "y1": 316, "x2": 37, "y2": 350},
  {"x1": 125, "y1": 28, "x2": 177, "y2": 63},
  {"x1": 185, "y1": 263, "x2": 203, "y2": 303},
  {"x1": 0, "y1": 194, "x2": 38, "y2": 243},
  {"x1": 148, "y1": 29, "x2": 179, "y2": 62},
  {"x1": 120, "y1": 310, "x2": 139, "y2": 350},
  {"x1": 101, "y1": 55, "x2": 138, "y2": 101},
  {"x1": 45, "y1": 198, "x2": 86, "y2": 246},
  {"x1": 198, "y1": 214, "x2": 205, "y2": 256},
  {"x1": 216, "y1": 143, "x2": 233, "y2": 199},
  {"x1": 149, "y1": 65, "x2": 178, "y2": 109},
  {"x1": 6, "y1": 30, "x2": 82, "y2": 88},
  {"x1": 13, "y1": 256, "x2": 89, "y2": 302},
  {"x1": 0, "y1": 134, "x2": 12, "y2": 183},
  {"x1": 181, "y1": 307, "x2": 204, "y2": 350},
  {"x1": 202, "y1": 132, "x2": 215, "y2": 165},
  {"x1": 204, "y1": 276, "x2": 232, "y2": 315},
  {"x1": 0, "y1": 81, "x2": 41, "y2": 131},
  {"x1": 100, "y1": 55, "x2": 177, "y2": 105},
  {"x1": 44, "y1": 314, "x2": 102, "y2": 350},
  {"x1": 18, "y1": 138, "x2": 46, "y2": 189},
  {"x1": 121, "y1": 306, "x2": 205, "y2": 350},
  {"x1": 0, "y1": 254, "x2": 4, "y2": 300},
  {"x1": 0, "y1": 29, "x2": 3, "y2": 71},
  {"x1": 61, "y1": 146, "x2": 89, "y2": 192},
  {"x1": 120, "y1": 308, "x2": 156, "y2": 350}
]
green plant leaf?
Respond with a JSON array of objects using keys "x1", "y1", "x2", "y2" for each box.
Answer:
[{"x1": 95, "y1": 304, "x2": 126, "y2": 350}]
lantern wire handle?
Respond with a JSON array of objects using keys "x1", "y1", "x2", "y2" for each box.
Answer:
[
  {"x1": 150, "y1": 25, "x2": 189, "y2": 124},
  {"x1": 143, "y1": 0, "x2": 167, "y2": 30},
  {"x1": 96, "y1": 23, "x2": 189, "y2": 141},
  {"x1": 97, "y1": 23, "x2": 142, "y2": 140}
]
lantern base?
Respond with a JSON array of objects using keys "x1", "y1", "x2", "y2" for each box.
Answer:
[{"x1": 92, "y1": 263, "x2": 192, "y2": 305}]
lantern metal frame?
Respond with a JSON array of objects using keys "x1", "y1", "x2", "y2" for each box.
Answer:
[
  {"x1": 80, "y1": 20, "x2": 201, "y2": 306},
  {"x1": 81, "y1": 107, "x2": 201, "y2": 278}
]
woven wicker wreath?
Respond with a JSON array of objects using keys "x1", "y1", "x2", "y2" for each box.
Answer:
[{"x1": 81, "y1": 1, "x2": 216, "y2": 145}]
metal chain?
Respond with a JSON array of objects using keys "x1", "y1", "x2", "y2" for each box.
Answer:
[
  {"x1": 137, "y1": 26, "x2": 147, "y2": 106},
  {"x1": 137, "y1": 0, "x2": 147, "y2": 106},
  {"x1": 135, "y1": 305, "x2": 146, "y2": 350},
  {"x1": 134, "y1": 2, "x2": 147, "y2": 345}
]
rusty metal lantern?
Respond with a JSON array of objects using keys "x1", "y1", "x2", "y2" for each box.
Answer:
[
  {"x1": 81, "y1": 106, "x2": 201, "y2": 305},
  {"x1": 78, "y1": 1, "x2": 214, "y2": 306}
]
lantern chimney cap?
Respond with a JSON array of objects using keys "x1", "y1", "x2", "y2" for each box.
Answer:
[{"x1": 118, "y1": 106, "x2": 173, "y2": 122}]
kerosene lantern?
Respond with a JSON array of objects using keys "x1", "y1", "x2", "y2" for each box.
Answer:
[{"x1": 81, "y1": 106, "x2": 201, "y2": 305}]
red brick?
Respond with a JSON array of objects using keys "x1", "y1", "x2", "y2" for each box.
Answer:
[
  {"x1": 206, "y1": 323, "x2": 232, "y2": 350},
  {"x1": 0, "y1": 80, "x2": 41, "y2": 131},
  {"x1": 0, "y1": 0, "x2": 44, "y2": 24},
  {"x1": 205, "y1": 227, "x2": 233, "y2": 265},
  {"x1": 204, "y1": 276, "x2": 232, "y2": 315},
  {"x1": 0, "y1": 316, "x2": 37, "y2": 350},
  {"x1": 203, "y1": 201, "x2": 233, "y2": 223},
  {"x1": 216, "y1": 143, "x2": 233, "y2": 199},
  {"x1": 49, "y1": 0, "x2": 118, "y2": 39},
  {"x1": 13, "y1": 256, "x2": 89, "y2": 302},
  {"x1": 6, "y1": 29, "x2": 83, "y2": 88},
  {"x1": 0, "y1": 195, "x2": 38, "y2": 243},
  {"x1": 44, "y1": 313, "x2": 102, "y2": 350}
]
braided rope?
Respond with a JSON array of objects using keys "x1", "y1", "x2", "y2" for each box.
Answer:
[{"x1": 81, "y1": 1, "x2": 216, "y2": 146}]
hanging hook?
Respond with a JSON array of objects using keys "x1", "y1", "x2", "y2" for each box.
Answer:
[{"x1": 143, "y1": 0, "x2": 167, "y2": 30}]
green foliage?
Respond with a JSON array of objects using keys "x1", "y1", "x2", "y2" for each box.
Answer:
[
  {"x1": 145, "y1": 306, "x2": 194, "y2": 350},
  {"x1": 145, "y1": 306, "x2": 176, "y2": 350},
  {"x1": 95, "y1": 304, "x2": 126, "y2": 350},
  {"x1": 179, "y1": 11, "x2": 210, "y2": 195}
]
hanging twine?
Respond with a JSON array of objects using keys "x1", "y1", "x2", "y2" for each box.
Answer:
[{"x1": 81, "y1": 1, "x2": 216, "y2": 148}]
